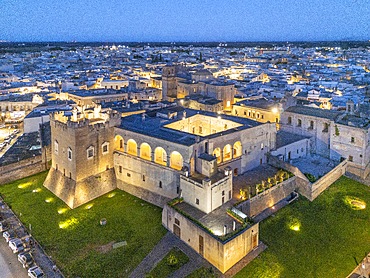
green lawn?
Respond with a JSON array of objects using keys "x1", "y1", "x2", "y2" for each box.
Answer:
[
  {"x1": 0, "y1": 171, "x2": 167, "y2": 278},
  {"x1": 148, "y1": 247, "x2": 189, "y2": 278},
  {"x1": 236, "y1": 176, "x2": 370, "y2": 278}
]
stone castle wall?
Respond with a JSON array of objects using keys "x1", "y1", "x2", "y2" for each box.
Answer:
[
  {"x1": 44, "y1": 168, "x2": 116, "y2": 208},
  {"x1": 0, "y1": 156, "x2": 47, "y2": 185},
  {"x1": 238, "y1": 177, "x2": 297, "y2": 217}
]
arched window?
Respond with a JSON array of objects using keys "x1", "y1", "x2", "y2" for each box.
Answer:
[
  {"x1": 170, "y1": 151, "x2": 183, "y2": 170},
  {"x1": 212, "y1": 148, "x2": 222, "y2": 164},
  {"x1": 127, "y1": 139, "x2": 137, "y2": 156},
  {"x1": 140, "y1": 143, "x2": 152, "y2": 161},
  {"x1": 233, "y1": 141, "x2": 242, "y2": 158},
  {"x1": 154, "y1": 147, "x2": 167, "y2": 166},
  {"x1": 223, "y1": 144, "x2": 232, "y2": 162},
  {"x1": 114, "y1": 135, "x2": 124, "y2": 151}
]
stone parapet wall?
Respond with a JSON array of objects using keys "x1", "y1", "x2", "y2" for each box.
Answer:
[
  {"x1": 117, "y1": 180, "x2": 170, "y2": 208},
  {"x1": 346, "y1": 160, "x2": 370, "y2": 179},
  {"x1": 0, "y1": 156, "x2": 46, "y2": 185},
  {"x1": 267, "y1": 154, "x2": 309, "y2": 182},
  {"x1": 310, "y1": 159, "x2": 347, "y2": 200},
  {"x1": 238, "y1": 177, "x2": 297, "y2": 217}
]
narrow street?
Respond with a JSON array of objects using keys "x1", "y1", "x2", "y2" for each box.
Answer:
[{"x1": 0, "y1": 238, "x2": 28, "y2": 278}]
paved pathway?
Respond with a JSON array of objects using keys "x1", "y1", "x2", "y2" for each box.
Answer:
[{"x1": 129, "y1": 232, "x2": 219, "y2": 278}]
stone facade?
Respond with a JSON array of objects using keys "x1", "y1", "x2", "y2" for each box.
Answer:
[
  {"x1": 162, "y1": 205, "x2": 259, "y2": 274},
  {"x1": 44, "y1": 107, "x2": 121, "y2": 208}
]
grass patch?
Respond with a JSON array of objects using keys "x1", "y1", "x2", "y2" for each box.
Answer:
[
  {"x1": 235, "y1": 176, "x2": 370, "y2": 278},
  {"x1": 187, "y1": 267, "x2": 218, "y2": 278},
  {"x1": 147, "y1": 247, "x2": 189, "y2": 278},
  {"x1": 0, "y1": 171, "x2": 167, "y2": 278}
]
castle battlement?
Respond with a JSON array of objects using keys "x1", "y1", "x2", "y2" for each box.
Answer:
[{"x1": 50, "y1": 106, "x2": 121, "y2": 130}]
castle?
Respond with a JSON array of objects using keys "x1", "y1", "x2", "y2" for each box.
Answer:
[{"x1": 43, "y1": 72, "x2": 370, "y2": 273}]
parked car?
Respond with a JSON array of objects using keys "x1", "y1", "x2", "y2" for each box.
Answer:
[
  {"x1": 9, "y1": 238, "x2": 24, "y2": 253},
  {"x1": 0, "y1": 221, "x2": 8, "y2": 232},
  {"x1": 3, "y1": 229, "x2": 16, "y2": 242},
  {"x1": 28, "y1": 265, "x2": 44, "y2": 278},
  {"x1": 18, "y1": 251, "x2": 34, "y2": 268}
]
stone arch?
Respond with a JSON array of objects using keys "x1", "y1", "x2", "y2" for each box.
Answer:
[
  {"x1": 127, "y1": 139, "x2": 137, "y2": 156},
  {"x1": 140, "y1": 142, "x2": 152, "y2": 161},
  {"x1": 154, "y1": 147, "x2": 167, "y2": 166},
  {"x1": 212, "y1": 148, "x2": 222, "y2": 164},
  {"x1": 170, "y1": 151, "x2": 183, "y2": 170},
  {"x1": 233, "y1": 141, "x2": 242, "y2": 158},
  {"x1": 223, "y1": 144, "x2": 232, "y2": 162},
  {"x1": 114, "y1": 135, "x2": 124, "y2": 151}
]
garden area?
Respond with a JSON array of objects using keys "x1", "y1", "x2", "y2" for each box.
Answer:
[
  {"x1": 0, "y1": 171, "x2": 167, "y2": 278},
  {"x1": 146, "y1": 247, "x2": 189, "y2": 277},
  {"x1": 235, "y1": 176, "x2": 370, "y2": 278}
]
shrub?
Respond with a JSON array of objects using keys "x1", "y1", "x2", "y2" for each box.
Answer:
[
  {"x1": 304, "y1": 173, "x2": 317, "y2": 183},
  {"x1": 167, "y1": 254, "x2": 178, "y2": 266}
]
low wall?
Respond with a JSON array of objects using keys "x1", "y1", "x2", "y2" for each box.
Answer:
[
  {"x1": 346, "y1": 161, "x2": 370, "y2": 180},
  {"x1": 0, "y1": 156, "x2": 46, "y2": 185},
  {"x1": 267, "y1": 154, "x2": 309, "y2": 183},
  {"x1": 237, "y1": 177, "x2": 297, "y2": 217},
  {"x1": 310, "y1": 159, "x2": 347, "y2": 200},
  {"x1": 117, "y1": 180, "x2": 171, "y2": 208}
]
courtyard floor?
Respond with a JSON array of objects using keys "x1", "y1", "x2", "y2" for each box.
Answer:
[{"x1": 291, "y1": 154, "x2": 339, "y2": 179}]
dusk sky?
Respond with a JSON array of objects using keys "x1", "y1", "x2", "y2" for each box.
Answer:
[{"x1": 1, "y1": 0, "x2": 369, "y2": 42}]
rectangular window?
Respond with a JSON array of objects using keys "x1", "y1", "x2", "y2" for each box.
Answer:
[
  {"x1": 54, "y1": 141, "x2": 59, "y2": 154},
  {"x1": 309, "y1": 121, "x2": 314, "y2": 129},
  {"x1": 323, "y1": 123, "x2": 329, "y2": 132},
  {"x1": 87, "y1": 148, "x2": 94, "y2": 159},
  {"x1": 195, "y1": 198, "x2": 199, "y2": 205},
  {"x1": 175, "y1": 218, "x2": 180, "y2": 225},
  {"x1": 351, "y1": 137, "x2": 355, "y2": 143},
  {"x1": 229, "y1": 190, "x2": 231, "y2": 199},
  {"x1": 68, "y1": 148, "x2": 72, "y2": 161},
  {"x1": 142, "y1": 175, "x2": 145, "y2": 181},
  {"x1": 102, "y1": 143, "x2": 109, "y2": 154},
  {"x1": 288, "y1": 117, "x2": 292, "y2": 125},
  {"x1": 349, "y1": 155, "x2": 353, "y2": 162},
  {"x1": 297, "y1": 119, "x2": 302, "y2": 127},
  {"x1": 119, "y1": 166, "x2": 122, "y2": 173},
  {"x1": 222, "y1": 190, "x2": 225, "y2": 196},
  {"x1": 127, "y1": 173, "x2": 131, "y2": 177},
  {"x1": 159, "y1": 181, "x2": 162, "y2": 188}
]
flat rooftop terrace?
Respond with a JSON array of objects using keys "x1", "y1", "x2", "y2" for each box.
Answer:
[{"x1": 119, "y1": 108, "x2": 263, "y2": 146}]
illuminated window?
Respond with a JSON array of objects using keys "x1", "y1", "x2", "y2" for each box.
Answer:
[
  {"x1": 54, "y1": 140, "x2": 59, "y2": 154},
  {"x1": 68, "y1": 147, "x2": 72, "y2": 161}
]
